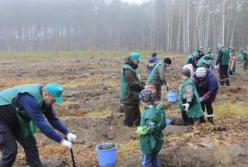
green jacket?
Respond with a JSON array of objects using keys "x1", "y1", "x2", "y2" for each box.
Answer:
[
  {"x1": 178, "y1": 79, "x2": 203, "y2": 118},
  {"x1": 0, "y1": 84, "x2": 43, "y2": 138},
  {"x1": 220, "y1": 48, "x2": 230, "y2": 65},
  {"x1": 147, "y1": 61, "x2": 166, "y2": 87},
  {"x1": 139, "y1": 103, "x2": 166, "y2": 155},
  {"x1": 120, "y1": 64, "x2": 141, "y2": 103}
]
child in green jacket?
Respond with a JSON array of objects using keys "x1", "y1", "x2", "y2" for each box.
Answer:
[
  {"x1": 178, "y1": 67, "x2": 204, "y2": 125},
  {"x1": 137, "y1": 89, "x2": 166, "y2": 167}
]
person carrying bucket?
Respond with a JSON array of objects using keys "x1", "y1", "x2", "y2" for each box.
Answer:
[
  {"x1": 178, "y1": 67, "x2": 204, "y2": 125},
  {"x1": 146, "y1": 57, "x2": 172, "y2": 100},
  {"x1": 137, "y1": 88, "x2": 166, "y2": 167},
  {"x1": 0, "y1": 83, "x2": 76, "y2": 167},
  {"x1": 194, "y1": 67, "x2": 219, "y2": 124},
  {"x1": 120, "y1": 52, "x2": 145, "y2": 127}
]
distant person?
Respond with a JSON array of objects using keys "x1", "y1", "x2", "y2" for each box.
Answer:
[
  {"x1": 197, "y1": 46, "x2": 205, "y2": 60},
  {"x1": 146, "y1": 57, "x2": 172, "y2": 100},
  {"x1": 147, "y1": 52, "x2": 159, "y2": 74},
  {"x1": 120, "y1": 52, "x2": 144, "y2": 127},
  {"x1": 194, "y1": 67, "x2": 219, "y2": 124},
  {"x1": 137, "y1": 88, "x2": 166, "y2": 167},
  {"x1": 240, "y1": 49, "x2": 248, "y2": 70},
  {"x1": 197, "y1": 48, "x2": 215, "y2": 69},
  {"x1": 185, "y1": 51, "x2": 199, "y2": 70},
  {"x1": 178, "y1": 67, "x2": 204, "y2": 125},
  {"x1": 0, "y1": 83, "x2": 76, "y2": 167},
  {"x1": 215, "y1": 44, "x2": 230, "y2": 86},
  {"x1": 229, "y1": 48, "x2": 237, "y2": 75}
]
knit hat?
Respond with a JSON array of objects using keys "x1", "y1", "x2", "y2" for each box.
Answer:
[
  {"x1": 195, "y1": 67, "x2": 207, "y2": 78},
  {"x1": 181, "y1": 67, "x2": 191, "y2": 78},
  {"x1": 139, "y1": 88, "x2": 156, "y2": 103},
  {"x1": 164, "y1": 57, "x2": 172, "y2": 64}
]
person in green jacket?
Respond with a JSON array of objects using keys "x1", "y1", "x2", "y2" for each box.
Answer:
[
  {"x1": 146, "y1": 57, "x2": 172, "y2": 100},
  {"x1": 137, "y1": 88, "x2": 166, "y2": 167},
  {"x1": 0, "y1": 83, "x2": 76, "y2": 167},
  {"x1": 120, "y1": 52, "x2": 145, "y2": 127},
  {"x1": 241, "y1": 49, "x2": 248, "y2": 70},
  {"x1": 178, "y1": 67, "x2": 204, "y2": 125},
  {"x1": 197, "y1": 48, "x2": 215, "y2": 69},
  {"x1": 215, "y1": 44, "x2": 230, "y2": 86}
]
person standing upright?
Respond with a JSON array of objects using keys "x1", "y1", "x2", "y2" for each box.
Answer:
[
  {"x1": 215, "y1": 44, "x2": 230, "y2": 86},
  {"x1": 120, "y1": 52, "x2": 144, "y2": 127}
]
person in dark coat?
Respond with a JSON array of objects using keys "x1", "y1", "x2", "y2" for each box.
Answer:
[
  {"x1": 194, "y1": 67, "x2": 219, "y2": 124},
  {"x1": 120, "y1": 52, "x2": 145, "y2": 127}
]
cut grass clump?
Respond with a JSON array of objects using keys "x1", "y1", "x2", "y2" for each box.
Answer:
[{"x1": 214, "y1": 102, "x2": 248, "y2": 118}]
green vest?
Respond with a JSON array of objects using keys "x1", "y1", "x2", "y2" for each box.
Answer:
[
  {"x1": 120, "y1": 64, "x2": 139, "y2": 103},
  {"x1": 221, "y1": 48, "x2": 230, "y2": 65},
  {"x1": 0, "y1": 84, "x2": 43, "y2": 138},
  {"x1": 147, "y1": 61, "x2": 165, "y2": 86},
  {"x1": 178, "y1": 79, "x2": 203, "y2": 118},
  {"x1": 139, "y1": 103, "x2": 166, "y2": 154}
]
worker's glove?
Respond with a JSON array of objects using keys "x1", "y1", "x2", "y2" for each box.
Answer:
[
  {"x1": 215, "y1": 65, "x2": 219, "y2": 69},
  {"x1": 60, "y1": 139, "x2": 72, "y2": 149},
  {"x1": 199, "y1": 96, "x2": 205, "y2": 102},
  {"x1": 136, "y1": 126, "x2": 148, "y2": 136},
  {"x1": 182, "y1": 103, "x2": 190, "y2": 112},
  {"x1": 66, "y1": 133, "x2": 77, "y2": 142}
]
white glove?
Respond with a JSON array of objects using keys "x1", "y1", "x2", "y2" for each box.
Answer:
[
  {"x1": 60, "y1": 139, "x2": 72, "y2": 149},
  {"x1": 215, "y1": 65, "x2": 218, "y2": 69},
  {"x1": 66, "y1": 133, "x2": 77, "y2": 142},
  {"x1": 182, "y1": 103, "x2": 190, "y2": 112}
]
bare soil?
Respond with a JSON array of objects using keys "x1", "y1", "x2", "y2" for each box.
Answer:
[{"x1": 0, "y1": 54, "x2": 247, "y2": 167}]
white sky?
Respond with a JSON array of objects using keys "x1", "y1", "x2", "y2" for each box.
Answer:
[{"x1": 122, "y1": 0, "x2": 145, "y2": 5}]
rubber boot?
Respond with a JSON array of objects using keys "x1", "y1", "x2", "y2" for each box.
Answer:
[
  {"x1": 207, "y1": 117, "x2": 214, "y2": 124},
  {"x1": 225, "y1": 79, "x2": 230, "y2": 86},
  {"x1": 199, "y1": 116, "x2": 206, "y2": 123}
]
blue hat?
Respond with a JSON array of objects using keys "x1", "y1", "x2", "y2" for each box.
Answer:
[
  {"x1": 128, "y1": 52, "x2": 141, "y2": 61},
  {"x1": 44, "y1": 83, "x2": 64, "y2": 105}
]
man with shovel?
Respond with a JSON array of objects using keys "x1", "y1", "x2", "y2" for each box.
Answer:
[{"x1": 0, "y1": 83, "x2": 76, "y2": 167}]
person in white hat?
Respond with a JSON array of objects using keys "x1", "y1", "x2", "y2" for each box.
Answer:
[{"x1": 194, "y1": 67, "x2": 219, "y2": 124}]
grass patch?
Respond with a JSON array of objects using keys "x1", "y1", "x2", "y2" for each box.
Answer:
[
  {"x1": 214, "y1": 102, "x2": 248, "y2": 118},
  {"x1": 117, "y1": 140, "x2": 140, "y2": 159},
  {"x1": 0, "y1": 50, "x2": 176, "y2": 60},
  {"x1": 86, "y1": 109, "x2": 113, "y2": 118}
]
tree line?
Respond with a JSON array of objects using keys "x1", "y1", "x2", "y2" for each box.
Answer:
[{"x1": 0, "y1": 0, "x2": 247, "y2": 52}]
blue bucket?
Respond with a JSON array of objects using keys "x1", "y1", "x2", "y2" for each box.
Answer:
[
  {"x1": 166, "y1": 91, "x2": 177, "y2": 103},
  {"x1": 165, "y1": 119, "x2": 172, "y2": 126},
  {"x1": 96, "y1": 143, "x2": 116, "y2": 167}
]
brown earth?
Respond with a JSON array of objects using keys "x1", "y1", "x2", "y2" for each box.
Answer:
[{"x1": 0, "y1": 54, "x2": 247, "y2": 167}]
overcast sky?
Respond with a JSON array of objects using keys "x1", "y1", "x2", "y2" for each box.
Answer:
[{"x1": 121, "y1": 0, "x2": 145, "y2": 5}]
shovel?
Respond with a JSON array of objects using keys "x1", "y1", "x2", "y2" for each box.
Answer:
[{"x1": 70, "y1": 148, "x2": 76, "y2": 167}]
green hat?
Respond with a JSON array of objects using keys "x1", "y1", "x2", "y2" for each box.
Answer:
[
  {"x1": 44, "y1": 83, "x2": 64, "y2": 105},
  {"x1": 128, "y1": 52, "x2": 141, "y2": 61}
]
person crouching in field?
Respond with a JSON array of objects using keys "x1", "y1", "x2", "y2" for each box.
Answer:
[
  {"x1": 137, "y1": 88, "x2": 166, "y2": 167},
  {"x1": 178, "y1": 67, "x2": 204, "y2": 125}
]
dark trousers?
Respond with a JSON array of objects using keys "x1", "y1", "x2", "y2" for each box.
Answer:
[
  {"x1": 243, "y1": 60, "x2": 248, "y2": 70},
  {"x1": 141, "y1": 153, "x2": 160, "y2": 167},
  {"x1": 201, "y1": 102, "x2": 214, "y2": 123},
  {"x1": 219, "y1": 65, "x2": 230, "y2": 86},
  {"x1": 181, "y1": 110, "x2": 194, "y2": 125},
  {"x1": 0, "y1": 119, "x2": 42, "y2": 167},
  {"x1": 123, "y1": 103, "x2": 140, "y2": 127}
]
